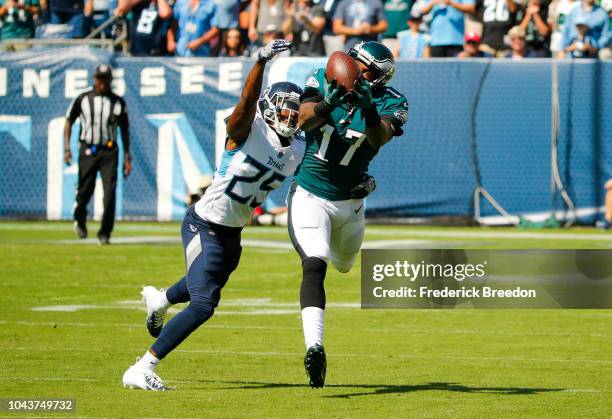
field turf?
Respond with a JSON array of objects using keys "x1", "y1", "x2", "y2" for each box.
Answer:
[{"x1": 0, "y1": 222, "x2": 610, "y2": 418}]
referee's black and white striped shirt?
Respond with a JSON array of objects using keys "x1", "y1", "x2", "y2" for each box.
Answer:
[{"x1": 66, "y1": 88, "x2": 129, "y2": 147}]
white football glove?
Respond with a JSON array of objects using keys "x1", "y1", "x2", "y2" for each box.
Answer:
[{"x1": 258, "y1": 39, "x2": 292, "y2": 63}]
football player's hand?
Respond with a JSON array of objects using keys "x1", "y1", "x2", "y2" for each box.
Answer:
[
  {"x1": 352, "y1": 78, "x2": 373, "y2": 111},
  {"x1": 323, "y1": 79, "x2": 347, "y2": 108},
  {"x1": 258, "y1": 39, "x2": 292, "y2": 63},
  {"x1": 64, "y1": 149, "x2": 71, "y2": 166}
]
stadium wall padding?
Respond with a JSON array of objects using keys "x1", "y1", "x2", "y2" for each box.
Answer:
[{"x1": 0, "y1": 48, "x2": 610, "y2": 222}]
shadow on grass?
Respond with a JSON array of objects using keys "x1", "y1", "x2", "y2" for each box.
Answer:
[{"x1": 193, "y1": 380, "x2": 564, "y2": 398}]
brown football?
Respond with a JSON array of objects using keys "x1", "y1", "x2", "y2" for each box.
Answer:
[{"x1": 325, "y1": 51, "x2": 362, "y2": 92}]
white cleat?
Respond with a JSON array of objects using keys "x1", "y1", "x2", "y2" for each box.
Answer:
[
  {"x1": 141, "y1": 286, "x2": 168, "y2": 338},
  {"x1": 122, "y1": 363, "x2": 168, "y2": 391}
]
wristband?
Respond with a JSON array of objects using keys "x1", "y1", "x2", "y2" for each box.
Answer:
[
  {"x1": 364, "y1": 105, "x2": 381, "y2": 128},
  {"x1": 314, "y1": 100, "x2": 333, "y2": 118}
]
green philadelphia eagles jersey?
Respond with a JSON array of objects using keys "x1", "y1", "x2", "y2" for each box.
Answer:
[{"x1": 294, "y1": 68, "x2": 409, "y2": 201}]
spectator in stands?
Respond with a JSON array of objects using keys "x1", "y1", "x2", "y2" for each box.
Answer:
[
  {"x1": 548, "y1": 0, "x2": 578, "y2": 58},
  {"x1": 457, "y1": 30, "x2": 493, "y2": 56},
  {"x1": 600, "y1": 0, "x2": 612, "y2": 59},
  {"x1": 248, "y1": 0, "x2": 289, "y2": 45},
  {"x1": 394, "y1": 9, "x2": 431, "y2": 57},
  {"x1": 474, "y1": 0, "x2": 520, "y2": 57},
  {"x1": 604, "y1": 179, "x2": 612, "y2": 228},
  {"x1": 517, "y1": 0, "x2": 551, "y2": 56},
  {"x1": 219, "y1": 26, "x2": 249, "y2": 55},
  {"x1": 332, "y1": 0, "x2": 388, "y2": 50},
  {"x1": 283, "y1": 0, "x2": 326, "y2": 56},
  {"x1": 168, "y1": 0, "x2": 219, "y2": 56},
  {"x1": 503, "y1": 23, "x2": 538, "y2": 56},
  {"x1": 117, "y1": 0, "x2": 172, "y2": 56},
  {"x1": 0, "y1": 0, "x2": 41, "y2": 49},
  {"x1": 563, "y1": 15, "x2": 597, "y2": 56},
  {"x1": 211, "y1": 0, "x2": 240, "y2": 55},
  {"x1": 316, "y1": 0, "x2": 344, "y2": 54},
  {"x1": 84, "y1": 0, "x2": 112, "y2": 35},
  {"x1": 49, "y1": 0, "x2": 87, "y2": 37},
  {"x1": 382, "y1": 0, "x2": 412, "y2": 51},
  {"x1": 561, "y1": 0, "x2": 609, "y2": 57},
  {"x1": 419, "y1": 0, "x2": 476, "y2": 57}
]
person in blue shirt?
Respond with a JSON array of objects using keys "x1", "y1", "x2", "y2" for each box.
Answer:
[
  {"x1": 564, "y1": 16, "x2": 598, "y2": 57},
  {"x1": 332, "y1": 0, "x2": 388, "y2": 49},
  {"x1": 394, "y1": 9, "x2": 431, "y2": 58},
  {"x1": 117, "y1": 0, "x2": 173, "y2": 56},
  {"x1": 418, "y1": 0, "x2": 476, "y2": 57},
  {"x1": 167, "y1": 0, "x2": 219, "y2": 56},
  {"x1": 562, "y1": 0, "x2": 609, "y2": 56},
  {"x1": 211, "y1": 0, "x2": 239, "y2": 55}
]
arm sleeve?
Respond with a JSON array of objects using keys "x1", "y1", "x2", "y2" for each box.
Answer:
[
  {"x1": 562, "y1": 10, "x2": 574, "y2": 47},
  {"x1": 118, "y1": 98, "x2": 130, "y2": 154},
  {"x1": 376, "y1": 0, "x2": 386, "y2": 21},
  {"x1": 210, "y1": 3, "x2": 218, "y2": 27},
  {"x1": 380, "y1": 90, "x2": 409, "y2": 137},
  {"x1": 65, "y1": 95, "x2": 82, "y2": 123},
  {"x1": 597, "y1": 10, "x2": 610, "y2": 49},
  {"x1": 332, "y1": 0, "x2": 346, "y2": 21}
]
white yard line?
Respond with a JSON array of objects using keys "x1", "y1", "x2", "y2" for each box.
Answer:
[
  {"x1": 364, "y1": 229, "x2": 612, "y2": 242},
  {"x1": 3, "y1": 222, "x2": 610, "y2": 241},
  {"x1": 3, "y1": 346, "x2": 611, "y2": 366},
  {"x1": 1, "y1": 320, "x2": 609, "y2": 338}
]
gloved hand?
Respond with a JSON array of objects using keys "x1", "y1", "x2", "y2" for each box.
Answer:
[
  {"x1": 352, "y1": 78, "x2": 373, "y2": 111},
  {"x1": 323, "y1": 79, "x2": 348, "y2": 109},
  {"x1": 258, "y1": 39, "x2": 292, "y2": 63}
]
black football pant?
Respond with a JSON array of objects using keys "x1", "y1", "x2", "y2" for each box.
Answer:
[
  {"x1": 151, "y1": 207, "x2": 242, "y2": 359},
  {"x1": 73, "y1": 145, "x2": 118, "y2": 238}
]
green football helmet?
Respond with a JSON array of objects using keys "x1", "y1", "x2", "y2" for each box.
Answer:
[{"x1": 348, "y1": 41, "x2": 395, "y2": 88}]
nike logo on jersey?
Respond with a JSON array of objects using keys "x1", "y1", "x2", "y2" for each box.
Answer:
[
  {"x1": 189, "y1": 224, "x2": 197, "y2": 232},
  {"x1": 267, "y1": 156, "x2": 285, "y2": 171},
  {"x1": 354, "y1": 205, "x2": 363, "y2": 214}
]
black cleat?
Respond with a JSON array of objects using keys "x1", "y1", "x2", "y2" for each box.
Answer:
[
  {"x1": 74, "y1": 221, "x2": 87, "y2": 239},
  {"x1": 304, "y1": 344, "x2": 326, "y2": 388},
  {"x1": 97, "y1": 234, "x2": 111, "y2": 245}
]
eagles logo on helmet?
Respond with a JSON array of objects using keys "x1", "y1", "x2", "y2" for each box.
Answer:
[{"x1": 348, "y1": 41, "x2": 396, "y2": 88}]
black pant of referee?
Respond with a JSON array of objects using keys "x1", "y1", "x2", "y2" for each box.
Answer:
[
  {"x1": 64, "y1": 64, "x2": 131, "y2": 245},
  {"x1": 74, "y1": 143, "x2": 119, "y2": 242}
]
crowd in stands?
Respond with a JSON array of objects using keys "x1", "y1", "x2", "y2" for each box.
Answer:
[{"x1": 0, "y1": 0, "x2": 610, "y2": 58}]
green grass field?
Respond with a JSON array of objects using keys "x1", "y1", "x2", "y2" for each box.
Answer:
[{"x1": 1, "y1": 222, "x2": 611, "y2": 418}]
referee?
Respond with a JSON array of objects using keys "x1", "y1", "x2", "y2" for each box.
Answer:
[{"x1": 64, "y1": 64, "x2": 131, "y2": 245}]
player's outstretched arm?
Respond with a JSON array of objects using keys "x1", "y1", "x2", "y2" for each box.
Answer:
[{"x1": 226, "y1": 39, "x2": 292, "y2": 150}]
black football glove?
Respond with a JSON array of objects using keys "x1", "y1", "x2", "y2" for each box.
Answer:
[
  {"x1": 349, "y1": 174, "x2": 377, "y2": 199},
  {"x1": 351, "y1": 78, "x2": 373, "y2": 111},
  {"x1": 323, "y1": 79, "x2": 348, "y2": 109}
]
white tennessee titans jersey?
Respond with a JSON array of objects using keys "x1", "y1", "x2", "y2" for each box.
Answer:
[{"x1": 195, "y1": 113, "x2": 306, "y2": 228}]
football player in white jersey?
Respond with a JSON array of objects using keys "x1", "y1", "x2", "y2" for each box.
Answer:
[{"x1": 122, "y1": 39, "x2": 305, "y2": 391}]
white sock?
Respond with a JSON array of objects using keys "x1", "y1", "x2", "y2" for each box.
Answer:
[
  {"x1": 301, "y1": 306, "x2": 324, "y2": 349},
  {"x1": 160, "y1": 290, "x2": 171, "y2": 310},
  {"x1": 136, "y1": 350, "x2": 160, "y2": 371}
]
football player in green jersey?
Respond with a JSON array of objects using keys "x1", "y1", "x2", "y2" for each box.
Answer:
[{"x1": 288, "y1": 41, "x2": 409, "y2": 388}]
